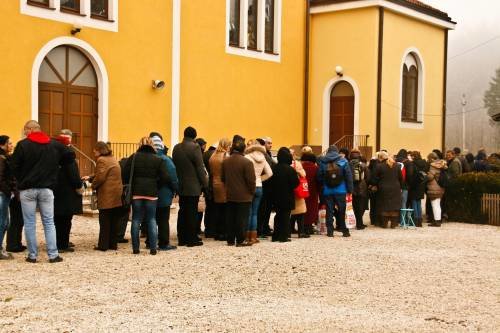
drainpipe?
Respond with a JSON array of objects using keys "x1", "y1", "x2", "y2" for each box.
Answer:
[{"x1": 303, "y1": 0, "x2": 311, "y2": 144}]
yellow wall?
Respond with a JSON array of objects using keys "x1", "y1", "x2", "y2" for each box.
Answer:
[
  {"x1": 179, "y1": 0, "x2": 306, "y2": 148},
  {"x1": 0, "y1": 1, "x2": 173, "y2": 145},
  {"x1": 309, "y1": 7, "x2": 379, "y2": 149},
  {"x1": 381, "y1": 10, "x2": 445, "y2": 155}
]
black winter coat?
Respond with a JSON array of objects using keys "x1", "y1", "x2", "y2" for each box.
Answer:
[
  {"x1": 269, "y1": 149, "x2": 299, "y2": 210},
  {"x1": 0, "y1": 149, "x2": 16, "y2": 196},
  {"x1": 374, "y1": 162, "x2": 403, "y2": 213},
  {"x1": 54, "y1": 150, "x2": 83, "y2": 215},
  {"x1": 122, "y1": 145, "x2": 170, "y2": 197},
  {"x1": 408, "y1": 158, "x2": 428, "y2": 201},
  {"x1": 172, "y1": 138, "x2": 209, "y2": 196},
  {"x1": 11, "y1": 134, "x2": 72, "y2": 191}
]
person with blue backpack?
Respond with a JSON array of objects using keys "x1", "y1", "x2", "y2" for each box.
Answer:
[{"x1": 317, "y1": 145, "x2": 354, "y2": 238}]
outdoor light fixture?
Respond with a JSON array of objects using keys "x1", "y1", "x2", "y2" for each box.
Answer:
[
  {"x1": 152, "y1": 80, "x2": 166, "y2": 90},
  {"x1": 71, "y1": 22, "x2": 83, "y2": 35},
  {"x1": 335, "y1": 66, "x2": 344, "y2": 77}
]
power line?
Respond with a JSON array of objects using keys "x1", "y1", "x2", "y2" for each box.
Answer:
[
  {"x1": 381, "y1": 99, "x2": 485, "y2": 117},
  {"x1": 448, "y1": 35, "x2": 500, "y2": 61}
]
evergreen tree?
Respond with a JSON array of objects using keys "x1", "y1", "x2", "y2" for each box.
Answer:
[{"x1": 484, "y1": 67, "x2": 500, "y2": 122}]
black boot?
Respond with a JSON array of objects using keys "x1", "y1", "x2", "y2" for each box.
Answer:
[
  {"x1": 298, "y1": 219, "x2": 309, "y2": 238},
  {"x1": 429, "y1": 220, "x2": 442, "y2": 227}
]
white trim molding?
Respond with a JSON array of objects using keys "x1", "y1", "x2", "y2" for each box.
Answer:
[
  {"x1": 171, "y1": 0, "x2": 181, "y2": 147},
  {"x1": 322, "y1": 76, "x2": 360, "y2": 151},
  {"x1": 31, "y1": 36, "x2": 109, "y2": 141},
  {"x1": 20, "y1": 0, "x2": 119, "y2": 32},
  {"x1": 399, "y1": 47, "x2": 425, "y2": 130},
  {"x1": 225, "y1": 0, "x2": 282, "y2": 62},
  {"x1": 310, "y1": 0, "x2": 456, "y2": 30}
]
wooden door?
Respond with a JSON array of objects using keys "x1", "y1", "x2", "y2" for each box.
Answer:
[
  {"x1": 38, "y1": 45, "x2": 98, "y2": 176},
  {"x1": 329, "y1": 96, "x2": 354, "y2": 145}
]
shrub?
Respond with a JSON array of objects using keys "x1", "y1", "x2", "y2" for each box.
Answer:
[{"x1": 446, "y1": 172, "x2": 500, "y2": 224}]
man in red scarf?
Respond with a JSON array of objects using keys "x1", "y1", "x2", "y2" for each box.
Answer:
[{"x1": 11, "y1": 120, "x2": 71, "y2": 263}]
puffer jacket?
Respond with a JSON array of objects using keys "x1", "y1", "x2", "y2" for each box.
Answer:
[
  {"x1": 426, "y1": 160, "x2": 446, "y2": 200},
  {"x1": 245, "y1": 144, "x2": 272, "y2": 187},
  {"x1": 122, "y1": 145, "x2": 170, "y2": 198},
  {"x1": 157, "y1": 150, "x2": 179, "y2": 207},
  {"x1": 317, "y1": 150, "x2": 354, "y2": 196}
]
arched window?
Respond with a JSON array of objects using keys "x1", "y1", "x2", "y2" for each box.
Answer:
[{"x1": 402, "y1": 53, "x2": 419, "y2": 122}]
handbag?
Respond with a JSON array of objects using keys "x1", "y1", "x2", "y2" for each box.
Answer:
[
  {"x1": 122, "y1": 153, "x2": 137, "y2": 207},
  {"x1": 90, "y1": 190, "x2": 98, "y2": 210},
  {"x1": 293, "y1": 161, "x2": 310, "y2": 199}
]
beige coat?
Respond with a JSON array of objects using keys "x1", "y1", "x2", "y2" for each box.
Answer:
[
  {"x1": 426, "y1": 160, "x2": 446, "y2": 200},
  {"x1": 291, "y1": 160, "x2": 307, "y2": 215},
  {"x1": 92, "y1": 155, "x2": 123, "y2": 210},
  {"x1": 209, "y1": 151, "x2": 228, "y2": 203},
  {"x1": 244, "y1": 145, "x2": 273, "y2": 187}
]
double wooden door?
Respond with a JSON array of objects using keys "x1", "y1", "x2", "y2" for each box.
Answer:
[{"x1": 38, "y1": 46, "x2": 98, "y2": 176}]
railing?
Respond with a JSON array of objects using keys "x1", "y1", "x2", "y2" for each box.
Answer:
[
  {"x1": 71, "y1": 144, "x2": 96, "y2": 177},
  {"x1": 482, "y1": 193, "x2": 500, "y2": 226},
  {"x1": 333, "y1": 135, "x2": 370, "y2": 150},
  {"x1": 109, "y1": 142, "x2": 138, "y2": 161}
]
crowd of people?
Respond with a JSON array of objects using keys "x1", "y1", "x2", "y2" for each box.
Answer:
[{"x1": 0, "y1": 120, "x2": 498, "y2": 262}]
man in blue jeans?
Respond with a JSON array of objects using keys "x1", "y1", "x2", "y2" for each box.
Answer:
[
  {"x1": 317, "y1": 145, "x2": 354, "y2": 238},
  {"x1": 11, "y1": 120, "x2": 71, "y2": 263}
]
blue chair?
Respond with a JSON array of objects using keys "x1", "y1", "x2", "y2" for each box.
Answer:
[{"x1": 400, "y1": 209, "x2": 416, "y2": 229}]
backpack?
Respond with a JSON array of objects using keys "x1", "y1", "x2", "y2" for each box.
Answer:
[
  {"x1": 350, "y1": 160, "x2": 363, "y2": 183},
  {"x1": 325, "y1": 161, "x2": 344, "y2": 187}
]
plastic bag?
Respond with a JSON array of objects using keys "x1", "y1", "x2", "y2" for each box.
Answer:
[{"x1": 345, "y1": 196, "x2": 356, "y2": 229}]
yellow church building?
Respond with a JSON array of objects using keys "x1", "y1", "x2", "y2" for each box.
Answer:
[{"x1": 0, "y1": 0, "x2": 455, "y2": 171}]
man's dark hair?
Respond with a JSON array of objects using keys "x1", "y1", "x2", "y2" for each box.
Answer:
[
  {"x1": 453, "y1": 147, "x2": 461, "y2": 155},
  {"x1": 0, "y1": 135, "x2": 9, "y2": 146},
  {"x1": 232, "y1": 134, "x2": 245, "y2": 145},
  {"x1": 184, "y1": 126, "x2": 197, "y2": 139},
  {"x1": 256, "y1": 138, "x2": 266, "y2": 146},
  {"x1": 433, "y1": 149, "x2": 443, "y2": 159},
  {"x1": 232, "y1": 140, "x2": 246, "y2": 153},
  {"x1": 149, "y1": 132, "x2": 163, "y2": 140}
]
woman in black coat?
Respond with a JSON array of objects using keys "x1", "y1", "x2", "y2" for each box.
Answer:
[
  {"x1": 269, "y1": 147, "x2": 299, "y2": 242},
  {"x1": 53, "y1": 133, "x2": 83, "y2": 252},
  {"x1": 408, "y1": 151, "x2": 428, "y2": 227},
  {"x1": 373, "y1": 151, "x2": 403, "y2": 228},
  {"x1": 122, "y1": 137, "x2": 170, "y2": 255}
]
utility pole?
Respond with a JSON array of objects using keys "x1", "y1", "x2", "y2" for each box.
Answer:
[{"x1": 461, "y1": 93, "x2": 467, "y2": 152}]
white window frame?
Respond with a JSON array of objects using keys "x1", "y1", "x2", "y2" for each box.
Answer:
[
  {"x1": 225, "y1": 0, "x2": 282, "y2": 63},
  {"x1": 399, "y1": 47, "x2": 425, "y2": 129},
  {"x1": 21, "y1": 0, "x2": 118, "y2": 32}
]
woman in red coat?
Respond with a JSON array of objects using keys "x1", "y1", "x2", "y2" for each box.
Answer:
[{"x1": 301, "y1": 147, "x2": 320, "y2": 235}]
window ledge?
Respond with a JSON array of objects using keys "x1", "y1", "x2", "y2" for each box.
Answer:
[
  {"x1": 401, "y1": 119, "x2": 423, "y2": 124},
  {"x1": 91, "y1": 15, "x2": 114, "y2": 22},
  {"x1": 27, "y1": 2, "x2": 55, "y2": 10},
  {"x1": 60, "y1": 8, "x2": 86, "y2": 16},
  {"x1": 226, "y1": 45, "x2": 281, "y2": 63}
]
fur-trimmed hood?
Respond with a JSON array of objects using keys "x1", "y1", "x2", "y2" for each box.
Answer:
[{"x1": 245, "y1": 144, "x2": 266, "y2": 164}]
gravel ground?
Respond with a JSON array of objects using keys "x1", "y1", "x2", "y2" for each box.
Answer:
[{"x1": 1, "y1": 212, "x2": 499, "y2": 333}]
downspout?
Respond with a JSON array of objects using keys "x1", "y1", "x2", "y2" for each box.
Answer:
[
  {"x1": 303, "y1": 0, "x2": 311, "y2": 144},
  {"x1": 442, "y1": 30, "x2": 449, "y2": 152},
  {"x1": 375, "y1": 6, "x2": 384, "y2": 152},
  {"x1": 171, "y1": 0, "x2": 181, "y2": 148}
]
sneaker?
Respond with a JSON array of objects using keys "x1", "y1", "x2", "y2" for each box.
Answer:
[
  {"x1": 0, "y1": 251, "x2": 14, "y2": 260},
  {"x1": 49, "y1": 256, "x2": 63, "y2": 263},
  {"x1": 150, "y1": 249, "x2": 157, "y2": 255},
  {"x1": 133, "y1": 249, "x2": 140, "y2": 254},
  {"x1": 356, "y1": 225, "x2": 367, "y2": 230},
  {"x1": 187, "y1": 241, "x2": 203, "y2": 247},
  {"x1": 158, "y1": 245, "x2": 177, "y2": 251},
  {"x1": 342, "y1": 230, "x2": 351, "y2": 237},
  {"x1": 25, "y1": 257, "x2": 37, "y2": 263}
]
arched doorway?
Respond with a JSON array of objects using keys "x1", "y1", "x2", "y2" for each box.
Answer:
[
  {"x1": 38, "y1": 45, "x2": 98, "y2": 175},
  {"x1": 329, "y1": 81, "x2": 354, "y2": 145}
]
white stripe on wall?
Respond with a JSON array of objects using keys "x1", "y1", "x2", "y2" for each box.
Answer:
[{"x1": 171, "y1": 0, "x2": 181, "y2": 147}]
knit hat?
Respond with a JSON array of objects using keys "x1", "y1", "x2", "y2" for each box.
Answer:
[
  {"x1": 151, "y1": 135, "x2": 164, "y2": 152},
  {"x1": 327, "y1": 145, "x2": 339, "y2": 153}
]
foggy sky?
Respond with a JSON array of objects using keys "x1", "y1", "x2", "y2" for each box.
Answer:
[{"x1": 422, "y1": 0, "x2": 500, "y2": 152}]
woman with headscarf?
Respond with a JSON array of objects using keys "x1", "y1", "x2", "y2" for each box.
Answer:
[
  {"x1": 269, "y1": 147, "x2": 299, "y2": 242},
  {"x1": 373, "y1": 151, "x2": 403, "y2": 228}
]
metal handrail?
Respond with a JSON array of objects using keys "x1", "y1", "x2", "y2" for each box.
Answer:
[
  {"x1": 322, "y1": 135, "x2": 370, "y2": 155},
  {"x1": 71, "y1": 144, "x2": 96, "y2": 168}
]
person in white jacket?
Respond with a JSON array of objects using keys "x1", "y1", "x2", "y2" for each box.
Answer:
[{"x1": 245, "y1": 141, "x2": 273, "y2": 244}]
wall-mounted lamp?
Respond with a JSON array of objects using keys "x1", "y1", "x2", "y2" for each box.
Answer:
[
  {"x1": 71, "y1": 22, "x2": 83, "y2": 35},
  {"x1": 335, "y1": 66, "x2": 344, "y2": 77},
  {"x1": 152, "y1": 80, "x2": 166, "y2": 90}
]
